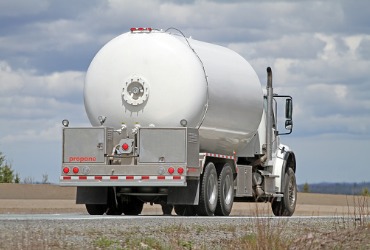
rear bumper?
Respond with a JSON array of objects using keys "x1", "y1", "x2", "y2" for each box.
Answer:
[{"x1": 59, "y1": 175, "x2": 186, "y2": 187}]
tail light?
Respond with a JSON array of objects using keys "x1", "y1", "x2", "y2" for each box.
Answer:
[
  {"x1": 168, "y1": 167, "x2": 174, "y2": 174},
  {"x1": 177, "y1": 167, "x2": 184, "y2": 174}
]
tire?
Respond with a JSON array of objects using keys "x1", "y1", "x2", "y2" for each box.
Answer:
[
  {"x1": 174, "y1": 205, "x2": 196, "y2": 216},
  {"x1": 271, "y1": 168, "x2": 297, "y2": 216},
  {"x1": 106, "y1": 202, "x2": 123, "y2": 215},
  {"x1": 85, "y1": 204, "x2": 107, "y2": 215},
  {"x1": 122, "y1": 197, "x2": 144, "y2": 215},
  {"x1": 161, "y1": 204, "x2": 174, "y2": 215},
  {"x1": 196, "y1": 162, "x2": 218, "y2": 216},
  {"x1": 215, "y1": 164, "x2": 234, "y2": 216},
  {"x1": 106, "y1": 188, "x2": 123, "y2": 215}
]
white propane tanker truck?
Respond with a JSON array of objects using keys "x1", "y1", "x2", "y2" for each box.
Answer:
[{"x1": 60, "y1": 27, "x2": 297, "y2": 216}]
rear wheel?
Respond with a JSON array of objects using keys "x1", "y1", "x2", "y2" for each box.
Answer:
[
  {"x1": 85, "y1": 204, "x2": 107, "y2": 215},
  {"x1": 215, "y1": 164, "x2": 234, "y2": 216},
  {"x1": 196, "y1": 162, "x2": 218, "y2": 216},
  {"x1": 122, "y1": 197, "x2": 144, "y2": 215},
  {"x1": 106, "y1": 202, "x2": 123, "y2": 215},
  {"x1": 271, "y1": 168, "x2": 297, "y2": 216},
  {"x1": 106, "y1": 188, "x2": 123, "y2": 215},
  {"x1": 161, "y1": 204, "x2": 173, "y2": 215},
  {"x1": 174, "y1": 205, "x2": 196, "y2": 216}
]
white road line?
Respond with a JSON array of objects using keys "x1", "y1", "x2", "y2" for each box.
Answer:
[{"x1": 0, "y1": 214, "x2": 353, "y2": 221}]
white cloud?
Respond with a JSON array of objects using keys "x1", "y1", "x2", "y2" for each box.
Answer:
[
  {"x1": 1, "y1": 122, "x2": 60, "y2": 143},
  {"x1": 0, "y1": 61, "x2": 88, "y2": 145},
  {"x1": 0, "y1": 61, "x2": 84, "y2": 98}
]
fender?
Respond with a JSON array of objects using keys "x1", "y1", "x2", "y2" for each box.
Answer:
[
  {"x1": 280, "y1": 151, "x2": 296, "y2": 193},
  {"x1": 272, "y1": 145, "x2": 296, "y2": 193}
]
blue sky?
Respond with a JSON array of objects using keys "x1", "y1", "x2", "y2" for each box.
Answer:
[{"x1": 0, "y1": 0, "x2": 369, "y2": 184}]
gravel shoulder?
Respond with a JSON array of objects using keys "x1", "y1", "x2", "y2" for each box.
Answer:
[{"x1": 0, "y1": 216, "x2": 368, "y2": 249}]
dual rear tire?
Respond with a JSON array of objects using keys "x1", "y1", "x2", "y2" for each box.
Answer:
[
  {"x1": 85, "y1": 199, "x2": 144, "y2": 216},
  {"x1": 215, "y1": 164, "x2": 234, "y2": 216},
  {"x1": 186, "y1": 162, "x2": 234, "y2": 216},
  {"x1": 85, "y1": 189, "x2": 144, "y2": 216},
  {"x1": 85, "y1": 204, "x2": 107, "y2": 215},
  {"x1": 196, "y1": 162, "x2": 219, "y2": 216}
]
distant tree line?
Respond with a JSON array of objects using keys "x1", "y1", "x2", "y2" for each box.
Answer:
[{"x1": 298, "y1": 182, "x2": 370, "y2": 196}]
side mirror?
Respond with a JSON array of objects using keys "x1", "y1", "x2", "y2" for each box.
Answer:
[
  {"x1": 285, "y1": 98, "x2": 293, "y2": 120},
  {"x1": 285, "y1": 119, "x2": 293, "y2": 131},
  {"x1": 276, "y1": 95, "x2": 294, "y2": 135}
]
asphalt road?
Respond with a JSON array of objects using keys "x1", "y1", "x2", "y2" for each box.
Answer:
[{"x1": 0, "y1": 213, "x2": 343, "y2": 221}]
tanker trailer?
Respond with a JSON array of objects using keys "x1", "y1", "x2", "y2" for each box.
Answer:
[{"x1": 60, "y1": 27, "x2": 296, "y2": 216}]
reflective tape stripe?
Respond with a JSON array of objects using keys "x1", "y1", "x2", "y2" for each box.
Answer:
[
  {"x1": 202, "y1": 152, "x2": 235, "y2": 160},
  {"x1": 61, "y1": 175, "x2": 184, "y2": 181}
]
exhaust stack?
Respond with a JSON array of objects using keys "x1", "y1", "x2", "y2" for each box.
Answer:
[{"x1": 266, "y1": 67, "x2": 273, "y2": 161}]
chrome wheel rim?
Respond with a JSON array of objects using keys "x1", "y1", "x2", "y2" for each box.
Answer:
[
  {"x1": 207, "y1": 172, "x2": 217, "y2": 205},
  {"x1": 223, "y1": 174, "x2": 233, "y2": 205},
  {"x1": 288, "y1": 176, "x2": 296, "y2": 208}
]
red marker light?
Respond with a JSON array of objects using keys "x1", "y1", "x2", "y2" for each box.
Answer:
[
  {"x1": 63, "y1": 167, "x2": 70, "y2": 174},
  {"x1": 130, "y1": 27, "x2": 152, "y2": 33},
  {"x1": 168, "y1": 167, "x2": 174, "y2": 174},
  {"x1": 177, "y1": 167, "x2": 184, "y2": 174},
  {"x1": 122, "y1": 143, "x2": 129, "y2": 151},
  {"x1": 73, "y1": 167, "x2": 79, "y2": 174}
]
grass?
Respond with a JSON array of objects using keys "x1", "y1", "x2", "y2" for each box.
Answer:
[{"x1": 94, "y1": 236, "x2": 119, "y2": 248}]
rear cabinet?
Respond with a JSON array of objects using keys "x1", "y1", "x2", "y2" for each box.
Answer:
[{"x1": 63, "y1": 127, "x2": 113, "y2": 164}]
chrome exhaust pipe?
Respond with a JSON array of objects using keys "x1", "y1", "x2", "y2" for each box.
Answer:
[{"x1": 266, "y1": 67, "x2": 273, "y2": 161}]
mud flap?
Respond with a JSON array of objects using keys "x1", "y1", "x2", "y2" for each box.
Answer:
[
  {"x1": 76, "y1": 187, "x2": 107, "y2": 204},
  {"x1": 167, "y1": 179, "x2": 199, "y2": 205}
]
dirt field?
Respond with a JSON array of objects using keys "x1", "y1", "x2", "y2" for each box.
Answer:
[{"x1": 0, "y1": 183, "x2": 367, "y2": 216}]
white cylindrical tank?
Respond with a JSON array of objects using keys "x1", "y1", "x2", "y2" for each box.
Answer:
[{"x1": 84, "y1": 29, "x2": 263, "y2": 156}]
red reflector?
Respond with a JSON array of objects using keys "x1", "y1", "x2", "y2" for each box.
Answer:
[
  {"x1": 73, "y1": 167, "x2": 79, "y2": 174},
  {"x1": 173, "y1": 176, "x2": 181, "y2": 180},
  {"x1": 168, "y1": 167, "x2": 174, "y2": 174},
  {"x1": 158, "y1": 176, "x2": 165, "y2": 180},
  {"x1": 122, "y1": 143, "x2": 129, "y2": 151},
  {"x1": 130, "y1": 27, "x2": 152, "y2": 32},
  {"x1": 63, "y1": 167, "x2": 70, "y2": 174},
  {"x1": 126, "y1": 176, "x2": 134, "y2": 180},
  {"x1": 95, "y1": 176, "x2": 102, "y2": 180},
  {"x1": 79, "y1": 176, "x2": 87, "y2": 180},
  {"x1": 142, "y1": 176, "x2": 149, "y2": 180},
  {"x1": 177, "y1": 167, "x2": 184, "y2": 174},
  {"x1": 110, "y1": 176, "x2": 118, "y2": 180},
  {"x1": 63, "y1": 176, "x2": 71, "y2": 180}
]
